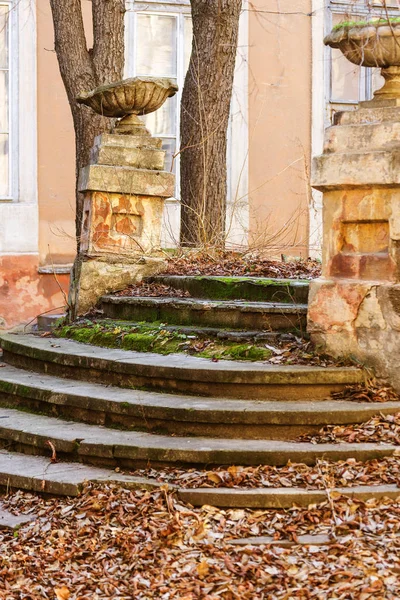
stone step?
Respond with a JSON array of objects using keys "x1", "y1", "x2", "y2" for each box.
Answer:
[
  {"x1": 0, "y1": 449, "x2": 398, "y2": 507},
  {"x1": 147, "y1": 275, "x2": 310, "y2": 303},
  {"x1": 0, "y1": 334, "x2": 363, "y2": 400},
  {"x1": 0, "y1": 407, "x2": 396, "y2": 468},
  {"x1": 100, "y1": 295, "x2": 308, "y2": 331},
  {"x1": 0, "y1": 449, "x2": 162, "y2": 496},
  {"x1": 0, "y1": 365, "x2": 397, "y2": 440},
  {"x1": 101, "y1": 320, "x2": 302, "y2": 344}
]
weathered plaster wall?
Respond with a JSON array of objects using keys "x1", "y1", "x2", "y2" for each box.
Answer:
[
  {"x1": 248, "y1": 0, "x2": 312, "y2": 256},
  {"x1": 0, "y1": 256, "x2": 69, "y2": 329},
  {"x1": 36, "y1": 1, "x2": 89, "y2": 267}
]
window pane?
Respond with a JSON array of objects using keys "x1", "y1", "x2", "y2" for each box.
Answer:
[
  {"x1": 160, "y1": 137, "x2": 176, "y2": 174},
  {"x1": 0, "y1": 70, "x2": 8, "y2": 132},
  {"x1": 331, "y1": 14, "x2": 361, "y2": 102},
  {"x1": 331, "y1": 49, "x2": 361, "y2": 101},
  {"x1": 0, "y1": 5, "x2": 8, "y2": 69},
  {"x1": 143, "y1": 95, "x2": 176, "y2": 136},
  {"x1": 0, "y1": 133, "x2": 9, "y2": 196},
  {"x1": 184, "y1": 17, "x2": 192, "y2": 75},
  {"x1": 136, "y1": 14, "x2": 177, "y2": 77},
  {"x1": 372, "y1": 67, "x2": 385, "y2": 94}
]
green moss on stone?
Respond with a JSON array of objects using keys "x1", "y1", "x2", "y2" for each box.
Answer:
[
  {"x1": 332, "y1": 17, "x2": 400, "y2": 31},
  {"x1": 121, "y1": 333, "x2": 155, "y2": 353}
]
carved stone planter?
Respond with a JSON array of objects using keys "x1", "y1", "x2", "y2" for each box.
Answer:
[
  {"x1": 308, "y1": 21, "x2": 400, "y2": 389},
  {"x1": 325, "y1": 21, "x2": 400, "y2": 105},
  {"x1": 71, "y1": 77, "x2": 178, "y2": 315},
  {"x1": 77, "y1": 76, "x2": 178, "y2": 134}
]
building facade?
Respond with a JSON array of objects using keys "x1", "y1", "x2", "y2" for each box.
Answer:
[{"x1": 0, "y1": 0, "x2": 395, "y2": 327}]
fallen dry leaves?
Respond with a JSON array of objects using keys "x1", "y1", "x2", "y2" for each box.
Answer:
[
  {"x1": 126, "y1": 457, "x2": 400, "y2": 491},
  {"x1": 115, "y1": 282, "x2": 191, "y2": 299},
  {"x1": 300, "y1": 413, "x2": 400, "y2": 445},
  {"x1": 162, "y1": 251, "x2": 321, "y2": 280},
  {"x1": 1, "y1": 485, "x2": 400, "y2": 598}
]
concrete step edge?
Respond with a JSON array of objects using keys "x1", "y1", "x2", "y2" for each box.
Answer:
[
  {"x1": 0, "y1": 406, "x2": 397, "y2": 466},
  {"x1": 0, "y1": 450, "x2": 398, "y2": 507},
  {"x1": 0, "y1": 365, "x2": 396, "y2": 427},
  {"x1": 100, "y1": 295, "x2": 309, "y2": 314},
  {"x1": 0, "y1": 334, "x2": 364, "y2": 387}
]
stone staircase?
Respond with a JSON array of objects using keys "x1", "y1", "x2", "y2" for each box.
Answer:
[{"x1": 0, "y1": 275, "x2": 399, "y2": 506}]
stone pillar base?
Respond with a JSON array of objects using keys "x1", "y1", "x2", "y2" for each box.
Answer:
[
  {"x1": 308, "y1": 278, "x2": 400, "y2": 388},
  {"x1": 70, "y1": 255, "x2": 166, "y2": 316}
]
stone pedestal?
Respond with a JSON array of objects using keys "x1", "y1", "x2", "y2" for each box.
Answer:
[
  {"x1": 72, "y1": 124, "x2": 174, "y2": 315},
  {"x1": 308, "y1": 103, "x2": 400, "y2": 388}
]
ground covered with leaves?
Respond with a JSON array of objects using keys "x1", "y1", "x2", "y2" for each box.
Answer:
[
  {"x1": 126, "y1": 456, "x2": 400, "y2": 491},
  {"x1": 1, "y1": 484, "x2": 400, "y2": 598},
  {"x1": 161, "y1": 252, "x2": 321, "y2": 280}
]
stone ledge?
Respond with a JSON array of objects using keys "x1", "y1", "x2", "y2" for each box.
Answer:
[
  {"x1": 312, "y1": 149, "x2": 400, "y2": 190},
  {"x1": 78, "y1": 164, "x2": 175, "y2": 197}
]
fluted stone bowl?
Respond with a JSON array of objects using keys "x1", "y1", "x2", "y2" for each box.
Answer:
[
  {"x1": 77, "y1": 77, "x2": 179, "y2": 118},
  {"x1": 325, "y1": 20, "x2": 400, "y2": 68}
]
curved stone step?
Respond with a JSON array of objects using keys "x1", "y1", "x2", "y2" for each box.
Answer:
[
  {"x1": 0, "y1": 450, "x2": 398, "y2": 507},
  {"x1": 0, "y1": 334, "x2": 363, "y2": 400},
  {"x1": 148, "y1": 275, "x2": 310, "y2": 303},
  {"x1": 0, "y1": 365, "x2": 396, "y2": 440},
  {"x1": 0, "y1": 407, "x2": 396, "y2": 468},
  {"x1": 100, "y1": 295, "x2": 308, "y2": 331}
]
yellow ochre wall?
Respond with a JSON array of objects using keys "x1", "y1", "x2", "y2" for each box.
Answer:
[{"x1": 248, "y1": 0, "x2": 312, "y2": 257}]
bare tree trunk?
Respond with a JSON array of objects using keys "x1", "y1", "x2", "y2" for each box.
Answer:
[
  {"x1": 180, "y1": 0, "x2": 242, "y2": 247},
  {"x1": 49, "y1": 0, "x2": 125, "y2": 247}
]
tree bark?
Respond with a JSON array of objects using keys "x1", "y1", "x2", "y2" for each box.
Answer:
[
  {"x1": 49, "y1": 0, "x2": 125, "y2": 246},
  {"x1": 180, "y1": 0, "x2": 242, "y2": 247}
]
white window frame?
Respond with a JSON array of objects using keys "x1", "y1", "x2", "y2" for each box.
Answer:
[
  {"x1": 124, "y1": 0, "x2": 249, "y2": 248},
  {"x1": 310, "y1": 0, "x2": 399, "y2": 257},
  {"x1": 0, "y1": 0, "x2": 17, "y2": 201},
  {"x1": 0, "y1": 0, "x2": 38, "y2": 254}
]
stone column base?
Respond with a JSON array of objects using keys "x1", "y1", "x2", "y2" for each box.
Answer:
[
  {"x1": 70, "y1": 255, "x2": 166, "y2": 316},
  {"x1": 308, "y1": 278, "x2": 400, "y2": 388}
]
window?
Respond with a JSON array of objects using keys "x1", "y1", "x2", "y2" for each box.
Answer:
[
  {"x1": 327, "y1": 0, "x2": 400, "y2": 122},
  {"x1": 126, "y1": 2, "x2": 191, "y2": 185},
  {"x1": 0, "y1": 2, "x2": 12, "y2": 199},
  {"x1": 125, "y1": 1, "x2": 249, "y2": 247}
]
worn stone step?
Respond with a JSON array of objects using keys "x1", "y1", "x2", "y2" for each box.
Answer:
[
  {"x1": 179, "y1": 485, "x2": 400, "y2": 509},
  {"x1": 94, "y1": 320, "x2": 303, "y2": 344},
  {"x1": 0, "y1": 365, "x2": 397, "y2": 440},
  {"x1": 148, "y1": 275, "x2": 310, "y2": 303},
  {"x1": 0, "y1": 407, "x2": 396, "y2": 468},
  {"x1": 0, "y1": 450, "x2": 398, "y2": 507},
  {"x1": 99, "y1": 295, "x2": 308, "y2": 331},
  {"x1": 0, "y1": 449, "x2": 162, "y2": 496},
  {"x1": 0, "y1": 334, "x2": 363, "y2": 400}
]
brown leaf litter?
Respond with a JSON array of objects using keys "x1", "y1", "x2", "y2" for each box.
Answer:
[
  {"x1": 125, "y1": 456, "x2": 400, "y2": 491},
  {"x1": 1, "y1": 484, "x2": 400, "y2": 598},
  {"x1": 162, "y1": 251, "x2": 321, "y2": 279}
]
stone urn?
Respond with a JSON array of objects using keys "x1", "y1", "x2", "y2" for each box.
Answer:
[
  {"x1": 72, "y1": 77, "x2": 178, "y2": 316},
  {"x1": 77, "y1": 76, "x2": 178, "y2": 133},
  {"x1": 325, "y1": 20, "x2": 400, "y2": 105}
]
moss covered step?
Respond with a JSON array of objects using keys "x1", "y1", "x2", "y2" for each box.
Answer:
[
  {"x1": 0, "y1": 334, "x2": 363, "y2": 401},
  {"x1": 0, "y1": 406, "x2": 396, "y2": 467},
  {"x1": 0, "y1": 365, "x2": 394, "y2": 440},
  {"x1": 56, "y1": 320, "x2": 289, "y2": 362},
  {"x1": 148, "y1": 275, "x2": 310, "y2": 303},
  {"x1": 99, "y1": 296, "x2": 308, "y2": 331}
]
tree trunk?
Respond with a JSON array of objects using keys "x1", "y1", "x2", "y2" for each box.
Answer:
[
  {"x1": 180, "y1": 0, "x2": 242, "y2": 247},
  {"x1": 49, "y1": 0, "x2": 125, "y2": 247}
]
